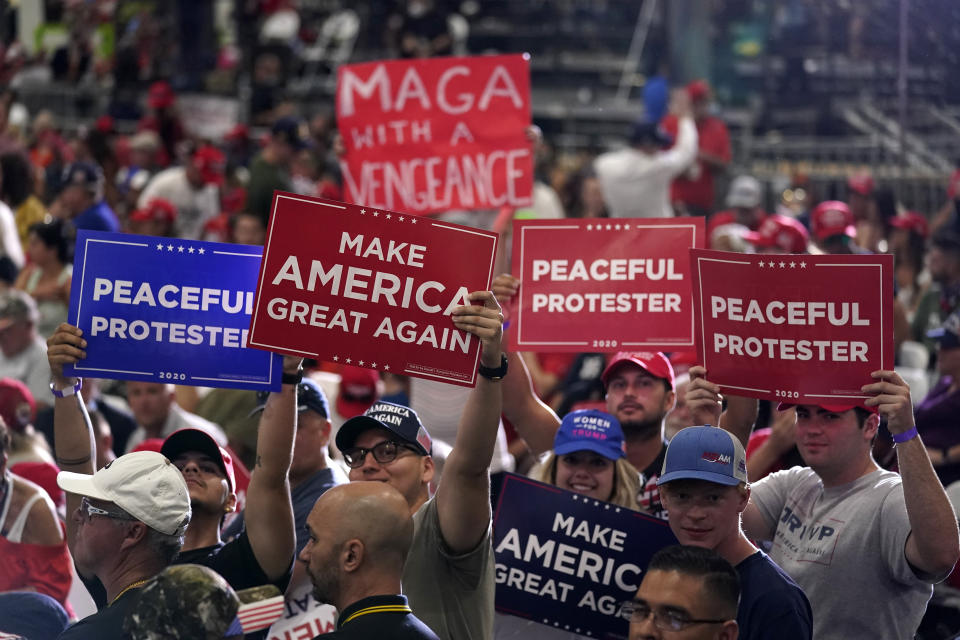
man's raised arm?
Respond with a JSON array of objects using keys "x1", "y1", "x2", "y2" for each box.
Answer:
[
  {"x1": 864, "y1": 370, "x2": 960, "y2": 577},
  {"x1": 47, "y1": 324, "x2": 96, "y2": 551},
  {"x1": 239, "y1": 356, "x2": 300, "y2": 581},
  {"x1": 435, "y1": 290, "x2": 504, "y2": 553}
]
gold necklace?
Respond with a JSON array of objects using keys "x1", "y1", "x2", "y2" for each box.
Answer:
[{"x1": 111, "y1": 578, "x2": 150, "y2": 605}]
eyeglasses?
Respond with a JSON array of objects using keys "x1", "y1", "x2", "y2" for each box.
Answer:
[
  {"x1": 619, "y1": 600, "x2": 729, "y2": 632},
  {"x1": 79, "y1": 496, "x2": 135, "y2": 523},
  {"x1": 342, "y1": 441, "x2": 420, "y2": 469}
]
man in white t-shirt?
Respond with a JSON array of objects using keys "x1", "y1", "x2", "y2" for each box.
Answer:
[
  {"x1": 594, "y1": 90, "x2": 697, "y2": 218},
  {"x1": 138, "y1": 145, "x2": 225, "y2": 239}
]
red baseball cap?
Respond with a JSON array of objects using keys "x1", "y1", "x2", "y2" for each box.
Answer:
[
  {"x1": 687, "y1": 79, "x2": 710, "y2": 102},
  {"x1": 777, "y1": 401, "x2": 877, "y2": 414},
  {"x1": 130, "y1": 198, "x2": 178, "y2": 225},
  {"x1": 743, "y1": 214, "x2": 809, "y2": 254},
  {"x1": 148, "y1": 81, "x2": 176, "y2": 110},
  {"x1": 0, "y1": 377, "x2": 36, "y2": 432},
  {"x1": 161, "y1": 428, "x2": 236, "y2": 492},
  {"x1": 601, "y1": 352, "x2": 675, "y2": 389},
  {"x1": 336, "y1": 366, "x2": 380, "y2": 419},
  {"x1": 847, "y1": 172, "x2": 874, "y2": 196},
  {"x1": 192, "y1": 145, "x2": 226, "y2": 185},
  {"x1": 811, "y1": 201, "x2": 855, "y2": 241},
  {"x1": 889, "y1": 211, "x2": 929, "y2": 238}
]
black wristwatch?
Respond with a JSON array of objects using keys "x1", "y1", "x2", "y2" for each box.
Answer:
[
  {"x1": 478, "y1": 354, "x2": 508, "y2": 380},
  {"x1": 281, "y1": 367, "x2": 304, "y2": 385}
]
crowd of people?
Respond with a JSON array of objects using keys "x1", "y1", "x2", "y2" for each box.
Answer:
[{"x1": 1, "y1": 4, "x2": 960, "y2": 640}]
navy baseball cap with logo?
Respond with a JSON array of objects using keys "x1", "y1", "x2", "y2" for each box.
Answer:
[
  {"x1": 251, "y1": 378, "x2": 330, "y2": 418},
  {"x1": 657, "y1": 426, "x2": 747, "y2": 487},
  {"x1": 336, "y1": 401, "x2": 432, "y2": 456},
  {"x1": 554, "y1": 409, "x2": 625, "y2": 461}
]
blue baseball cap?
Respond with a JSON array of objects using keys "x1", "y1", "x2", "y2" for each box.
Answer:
[
  {"x1": 554, "y1": 409, "x2": 625, "y2": 461},
  {"x1": 658, "y1": 426, "x2": 747, "y2": 487},
  {"x1": 251, "y1": 378, "x2": 330, "y2": 418},
  {"x1": 336, "y1": 400, "x2": 432, "y2": 456}
]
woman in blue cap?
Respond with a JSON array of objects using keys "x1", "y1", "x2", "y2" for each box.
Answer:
[{"x1": 531, "y1": 408, "x2": 640, "y2": 509}]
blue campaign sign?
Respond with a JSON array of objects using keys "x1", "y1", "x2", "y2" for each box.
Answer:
[
  {"x1": 65, "y1": 230, "x2": 282, "y2": 390},
  {"x1": 492, "y1": 472, "x2": 677, "y2": 639}
]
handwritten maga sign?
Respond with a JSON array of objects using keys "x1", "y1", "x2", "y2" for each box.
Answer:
[
  {"x1": 65, "y1": 231, "x2": 281, "y2": 390},
  {"x1": 336, "y1": 54, "x2": 532, "y2": 214},
  {"x1": 511, "y1": 218, "x2": 703, "y2": 352},
  {"x1": 248, "y1": 193, "x2": 498, "y2": 387},
  {"x1": 690, "y1": 249, "x2": 894, "y2": 405},
  {"x1": 492, "y1": 473, "x2": 676, "y2": 639}
]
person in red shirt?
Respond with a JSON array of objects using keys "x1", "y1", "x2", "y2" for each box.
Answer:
[{"x1": 662, "y1": 80, "x2": 731, "y2": 216}]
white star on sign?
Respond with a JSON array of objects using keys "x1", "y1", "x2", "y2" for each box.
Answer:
[
  {"x1": 623, "y1": 223, "x2": 631, "y2": 229},
  {"x1": 586, "y1": 224, "x2": 593, "y2": 230},
  {"x1": 767, "y1": 261, "x2": 775, "y2": 268},
  {"x1": 167, "y1": 244, "x2": 174, "y2": 251},
  {"x1": 360, "y1": 208, "x2": 366, "y2": 215},
  {"x1": 399, "y1": 216, "x2": 404, "y2": 222},
  {"x1": 800, "y1": 261, "x2": 807, "y2": 268},
  {"x1": 156, "y1": 243, "x2": 164, "y2": 250},
  {"x1": 373, "y1": 211, "x2": 379, "y2": 217},
  {"x1": 178, "y1": 246, "x2": 185, "y2": 253},
  {"x1": 759, "y1": 261, "x2": 765, "y2": 268},
  {"x1": 188, "y1": 247, "x2": 195, "y2": 254},
  {"x1": 383, "y1": 364, "x2": 390, "y2": 371},
  {"x1": 778, "y1": 261, "x2": 786, "y2": 268},
  {"x1": 198, "y1": 248, "x2": 205, "y2": 254},
  {"x1": 411, "y1": 218, "x2": 417, "y2": 224},
  {"x1": 332, "y1": 355, "x2": 339, "y2": 361},
  {"x1": 370, "y1": 362, "x2": 377, "y2": 368},
  {"x1": 789, "y1": 261, "x2": 796, "y2": 268},
  {"x1": 605, "y1": 224, "x2": 612, "y2": 230},
  {"x1": 358, "y1": 360, "x2": 365, "y2": 366},
  {"x1": 345, "y1": 358, "x2": 352, "y2": 364},
  {"x1": 615, "y1": 224, "x2": 622, "y2": 230}
]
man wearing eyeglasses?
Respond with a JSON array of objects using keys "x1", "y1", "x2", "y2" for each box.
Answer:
[
  {"x1": 626, "y1": 544, "x2": 739, "y2": 640},
  {"x1": 332, "y1": 289, "x2": 505, "y2": 640},
  {"x1": 54, "y1": 450, "x2": 191, "y2": 639},
  {"x1": 47, "y1": 323, "x2": 300, "y2": 619}
]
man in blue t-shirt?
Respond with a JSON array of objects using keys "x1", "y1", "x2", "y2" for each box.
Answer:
[
  {"x1": 55, "y1": 162, "x2": 120, "y2": 232},
  {"x1": 657, "y1": 426, "x2": 813, "y2": 640}
]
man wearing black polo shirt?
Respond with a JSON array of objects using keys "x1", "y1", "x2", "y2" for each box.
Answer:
[{"x1": 300, "y1": 482, "x2": 439, "y2": 639}]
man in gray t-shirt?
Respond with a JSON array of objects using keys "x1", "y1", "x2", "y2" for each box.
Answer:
[
  {"x1": 332, "y1": 291, "x2": 505, "y2": 640},
  {"x1": 732, "y1": 371, "x2": 959, "y2": 639}
]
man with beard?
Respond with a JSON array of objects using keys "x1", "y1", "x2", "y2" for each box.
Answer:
[
  {"x1": 502, "y1": 346, "x2": 756, "y2": 519},
  {"x1": 299, "y1": 482, "x2": 440, "y2": 639}
]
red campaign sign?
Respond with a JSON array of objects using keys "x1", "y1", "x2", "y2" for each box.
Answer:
[
  {"x1": 510, "y1": 218, "x2": 705, "y2": 352},
  {"x1": 690, "y1": 249, "x2": 894, "y2": 405},
  {"x1": 336, "y1": 54, "x2": 533, "y2": 215},
  {"x1": 248, "y1": 192, "x2": 498, "y2": 387}
]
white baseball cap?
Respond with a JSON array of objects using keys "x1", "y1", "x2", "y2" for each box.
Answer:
[{"x1": 58, "y1": 451, "x2": 191, "y2": 536}]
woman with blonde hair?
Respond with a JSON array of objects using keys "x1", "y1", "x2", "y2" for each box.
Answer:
[{"x1": 530, "y1": 408, "x2": 641, "y2": 509}]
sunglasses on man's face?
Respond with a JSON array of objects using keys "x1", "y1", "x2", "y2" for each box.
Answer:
[{"x1": 79, "y1": 496, "x2": 135, "y2": 523}]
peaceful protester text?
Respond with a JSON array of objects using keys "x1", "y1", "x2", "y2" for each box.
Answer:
[
  {"x1": 690, "y1": 249, "x2": 894, "y2": 405},
  {"x1": 248, "y1": 193, "x2": 498, "y2": 386},
  {"x1": 492, "y1": 473, "x2": 676, "y2": 639},
  {"x1": 65, "y1": 230, "x2": 282, "y2": 390},
  {"x1": 510, "y1": 218, "x2": 704, "y2": 352},
  {"x1": 336, "y1": 54, "x2": 533, "y2": 214}
]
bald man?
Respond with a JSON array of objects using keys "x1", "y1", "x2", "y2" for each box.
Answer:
[{"x1": 299, "y1": 482, "x2": 440, "y2": 639}]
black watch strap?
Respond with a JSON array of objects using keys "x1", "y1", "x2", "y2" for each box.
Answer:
[
  {"x1": 478, "y1": 354, "x2": 508, "y2": 380},
  {"x1": 282, "y1": 368, "x2": 304, "y2": 385}
]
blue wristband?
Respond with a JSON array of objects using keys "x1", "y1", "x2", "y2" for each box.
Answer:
[{"x1": 891, "y1": 426, "x2": 918, "y2": 444}]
